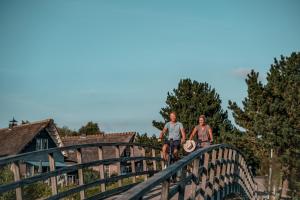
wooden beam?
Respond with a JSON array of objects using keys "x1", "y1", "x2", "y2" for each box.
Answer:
[
  {"x1": 200, "y1": 152, "x2": 209, "y2": 200},
  {"x1": 11, "y1": 162, "x2": 22, "y2": 200},
  {"x1": 48, "y1": 153, "x2": 58, "y2": 195},
  {"x1": 97, "y1": 146, "x2": 105, "y2": 192},
  {"x1": 151, "y1": 148, "x2": 157, "y2": 171},
  {"x1": 130, "y1": 146, "x2": 137, "y2": 183},
  {"x1": 142, "y1": 147, "x2": 148, "y2": 181},
  {"x1": 191, "y1": 157, "x2": 200, "y2": 199},
  {"x1": 178, "y1": 166, "x2": 187, "y2": 200},
  {"x1": 76, "y1": 148, "x2": 85, "y2": 200},
  {"x1": 115, "y1": 145, "x2": 122, "y2": 187},
  {"x1": 208, "y1": 150, "x2": 217, "y2": 198},
  {"x1": 161, "y1": 179, "x2": 170, "y2": 200}
]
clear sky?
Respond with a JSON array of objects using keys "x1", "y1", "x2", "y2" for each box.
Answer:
[{"x1": 0, "y1": 0, "x2": 299, "y2": 135}]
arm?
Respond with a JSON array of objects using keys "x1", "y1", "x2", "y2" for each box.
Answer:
[
  {"x1": 189, "y1": 127, "x2": 197, "y2": 140},
  {"x1": 159, "y1": 127, "x2": 167, "y2": 140},
  {"x1": 209, "y1": 127, "x2": 213, "y2": 143},
  {"x1": 180, "y1": 128, "x2": 186, "y2": 144}
]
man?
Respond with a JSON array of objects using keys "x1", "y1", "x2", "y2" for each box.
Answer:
[
  {"x1": 189, "y1": 115, "x2": 213, "y2": 148},
  {"x1": 158, "y1": 112, "x2": 186, "y2": 162}
]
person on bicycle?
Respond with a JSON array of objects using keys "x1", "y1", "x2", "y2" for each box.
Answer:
[
  {"x1": 158, "y1": 112, "x2": 186, "y2": 162},
  {"x1": 189, "y1": 115, "x2": 213, "y2": 148}
]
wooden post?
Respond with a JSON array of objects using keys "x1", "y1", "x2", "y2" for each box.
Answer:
[
  {"x1": 97, "y1": 146, "x2": 105, "y2": 192},
  {"x1": 130, "y1": 145, "x2": 136, "y2": 183},
  {"x1": 226, "y1": 149, "x2": 232, "y2": 194},
  {"x1": 216, "y1": 148, "x2": 223, "y2": 190},
  {"x1": 178, "y1": 166, "x2": 187, "y2": 200},
  {"x1": 208, "y1": 150, "x2": 216, "y2": 198},
  {"x1": 48, "y1": 153, "x2": 58, "y2": 195},
  {"x1": 76, "y1": 148, "x2": 85, "y2": 200},
  {"x1": 142, "y1": 147, "x2": 148, "y2": 181},
  {"x1": 191, "y1": 157, "x2": 200, "y2": 199},
  {"x1": 200, "y1": 153, "x2": 209, "y2": 200},
  {"x1": 151, "y1": 148, "x2": 157, "y2": 171},
  {"x1": 161, "y1": 179, "x2": 170, "y2": 200},
  {"x1": 115, "y1": 145, "x2": 122, "y2": 187},
  {"x1": 11, "y1": 162, "x2": 22, "y2": 200}
]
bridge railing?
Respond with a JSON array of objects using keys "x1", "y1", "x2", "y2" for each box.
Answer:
[
  {"x1": 120, "y1": 144, "x2": 258, "y2": 200},
  {"x1": 0, "y1": 142, "x2": 164, "y2": 200}
]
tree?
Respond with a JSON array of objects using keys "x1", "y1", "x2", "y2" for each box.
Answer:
[
  {"x1": 78, "y1": 121, "x2": 102, "y2": 135},
  {"x1": 153, "y1": 79, "x2": 232, "y2": 141},
  {"x1": 57, "y1": 126, "x2": 78, "y2": 137},
  {"x1": 229, "y1": 52, "x2": 300, "y2": 196}
]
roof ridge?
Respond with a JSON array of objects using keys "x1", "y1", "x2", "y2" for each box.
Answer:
[
  {"x1": 0, "y1": 118, "x2": 52, "y2": 130},
  {"x1": 62, "y1": 132, "x2": 136, "y2": 139}
]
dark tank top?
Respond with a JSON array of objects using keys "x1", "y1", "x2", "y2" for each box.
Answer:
[{"x1": 196, "y1": 125, "x2": 210, "y2": 142}]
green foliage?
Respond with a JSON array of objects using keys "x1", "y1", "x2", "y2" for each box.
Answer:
[
  {"x1": 57, "y1": 125, "x2": 78, "y2": 137},
  {"x1": 0, "y1": 166, "x2": 15, "y2": 200},
  {"x1": 135, "y1": 132, "x2": 160, "y2": 147},
  {"x1": 0, "y1": 166, "x2": 51, "y2": 200},
  {"x1": 23, "y1": 181, "x2": 51, "y2": 200},
  {"x1": 78, "y1": 121, "x2": 102, "y2": 135},
  {"x1": 153, "y1": 78, "x2": 232, "y2": 141},
  {"x1": 229, "y1": 52, "x2": 300, "y2": 193}
]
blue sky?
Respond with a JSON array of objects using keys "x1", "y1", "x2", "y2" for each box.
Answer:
[{"x1": 0, "y1": 0, "x2": 299, "y2": 135}]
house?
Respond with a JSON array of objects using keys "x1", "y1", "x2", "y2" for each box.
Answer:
[
  {"x1": 62, "y1": 132, "x2": 143, "y2": 178},
  {"x1": 0, "y1": 119, "x2": 65, "y2": 177}
]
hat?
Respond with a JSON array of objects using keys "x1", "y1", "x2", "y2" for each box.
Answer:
[{"x1": 183, "y1": 140, "x2": 196, "y2": 153}]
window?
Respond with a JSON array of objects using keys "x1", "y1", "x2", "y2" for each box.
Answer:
[{"x1": 36, "y1": 138, "x2": 48, "y2": 150}]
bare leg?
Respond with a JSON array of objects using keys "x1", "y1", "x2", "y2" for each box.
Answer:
[
  {"x1": 173, "y1": 148, "x2": 179, "y2": 161},
  {"x1": 162, "y1": 144, "x2": 169, "y2": 161}
]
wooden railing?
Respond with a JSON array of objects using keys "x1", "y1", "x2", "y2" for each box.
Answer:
[
  {"x1": 120, "y1": 144, "x2": 258, "y2": 200},
  {"x1": 0, "y1": 142, "x2": 163, "y2": 200}
]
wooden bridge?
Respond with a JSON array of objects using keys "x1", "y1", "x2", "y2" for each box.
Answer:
[{"x1": 0, "y1": 143, "x2": 258, "y2": 200}]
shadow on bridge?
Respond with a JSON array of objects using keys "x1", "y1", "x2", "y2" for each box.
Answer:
[{"x1": 0, "y1": 143, "x2": 258, "y2": 200}]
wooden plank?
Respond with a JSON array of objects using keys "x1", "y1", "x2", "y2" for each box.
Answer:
[
  {"x1": 161, "y1": 179, "x2": 170, "y2": 200},
  {"x1": 216, "y1": 148, "x2": 223, "y2": 190},
  {"x1": 11, "y1": 162, "x2": 22, "y2": 200},
  {"x1": 0, "y1": 156, "x2": 163, "y2": 194},
  {"x1": 142, "y1": 147, "x2": 148, "y2": 181},
  {"x1": 130, "y1": 146, "x2": 136, "y2": 183},
  {"x1": 48, "y1": 153, "x2": 58, "y2": 195},
  {"x1": 191, "y1": 157, "x2": 200, "y2": 199},
  {"x1": 76, "y1": 148, "x2": 85, "y2": 200},
  {"x1": 178, "y1": 166, "x2": 187, "y2": 200},
  {"x1": 0, "y1": 142, "x2": 162, "y2": 166},
  {"x1": 226, "y1": 149, "x2": 232, "y2": 186},
  {"x1": 221, "y1": 148, "x2": 228, "y2": 186},
  {"x1": 97, "y1": 146, "x2": 105, "y2": 192},
  {"x1": 208, "y1": 150, "x2": 217, "y2": 198},
  {"x1": 200, "y1": 152, "x2": 209, "y2": 200},
  {"x1": 152, "y1": 148, "x2": 157, "y2": 171},
  {"x1": 115, "y1": 145, "x2": 122, "y2": 187}
]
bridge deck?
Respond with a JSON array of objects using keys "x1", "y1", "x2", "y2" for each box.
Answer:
[{"x1": 108, "y1": 182, "x2": 193, "y2": 200}]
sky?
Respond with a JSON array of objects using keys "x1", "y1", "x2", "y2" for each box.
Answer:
[{"x1": 0, "y1": 0, "x2": 299, "y2": 135}]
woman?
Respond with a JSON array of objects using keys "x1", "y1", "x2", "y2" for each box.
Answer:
[{"x1": 189, "y1": 115, "x2": 213, "y2": 148}]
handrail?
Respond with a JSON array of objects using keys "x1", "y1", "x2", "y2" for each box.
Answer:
[
  {"x1": 119, "y1": 144, "x2": 257, "y2": 200},
  {"x1": 0, "y1": 142, "x2": 161, "y2": 165},
  {"x1": 0, "y1": 142, "x2": 164, "y2": 200},
  {"x1": 0, "y1": 156, "x2": 162, "y2": 193}
]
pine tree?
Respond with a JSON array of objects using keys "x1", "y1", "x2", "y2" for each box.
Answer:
[
  {"x1": 153, "y1": 78, "x2": 232, "y2": 141},
  {"x1": 229, "y1": 52, "x2": 300, "y2": 195}
]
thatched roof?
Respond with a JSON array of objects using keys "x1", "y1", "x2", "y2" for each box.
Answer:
[
  {"x1": 0, "y1": 119, "x2": 64, "y2": 157},
  {"x1": 62, "y1": 132, "x2": 138, "y2": 163}
]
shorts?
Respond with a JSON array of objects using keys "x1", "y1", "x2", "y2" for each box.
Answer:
[{"x1": 164, "y1": 139, "x2": 181, "y2": 150}]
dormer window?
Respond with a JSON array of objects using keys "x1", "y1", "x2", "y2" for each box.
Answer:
[{"x1": 36, "y1": 138, "x2": 48, "y2": 150}]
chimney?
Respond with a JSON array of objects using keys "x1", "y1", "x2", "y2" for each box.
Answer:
[{"x1": 9, "y1": 117, "x2": 18, "y2": 128}]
